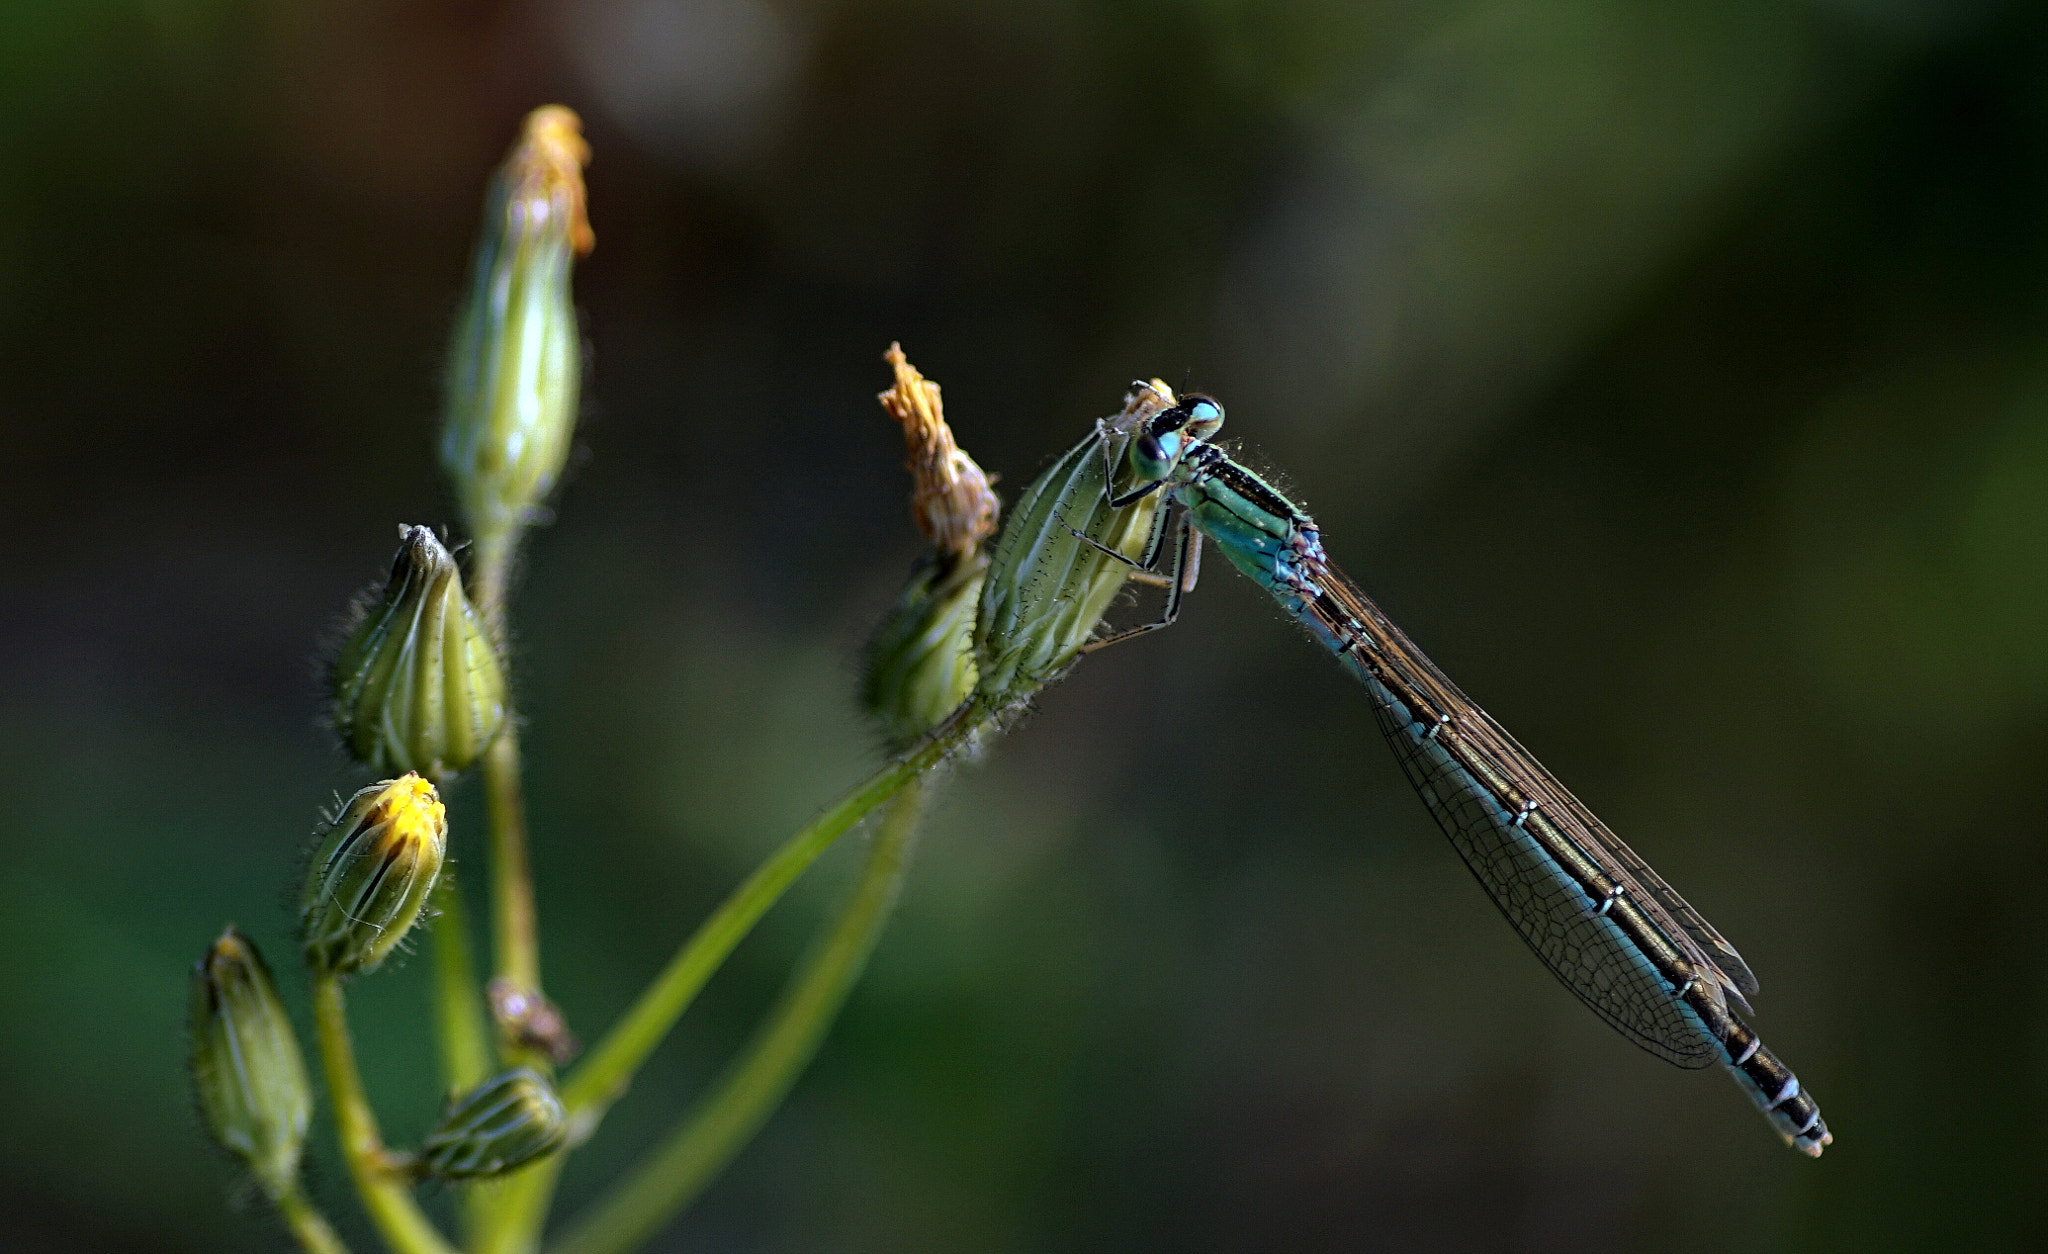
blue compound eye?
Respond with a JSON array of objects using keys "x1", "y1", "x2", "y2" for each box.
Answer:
[
  {"x1": 1181, "y1": 395, "x2": 1225, "y2": 438},
  {"x1": 1132, "y1": 432, "x2": 1172, "y2": 479}
]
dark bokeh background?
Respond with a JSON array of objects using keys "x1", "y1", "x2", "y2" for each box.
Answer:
[{"x1": 5, "y1": 1, "x2": 2046, "y2": 1250}]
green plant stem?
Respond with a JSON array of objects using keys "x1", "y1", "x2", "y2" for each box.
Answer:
[
  {"x1": 428, "y1": 869, "x2": 495, "y2": 1248},
  {"x1": 474, "y1": 699, "x2": 988, "y2": 1254},
  {"x1": 549, "y1": 781, "x2": 928, "y2": 1254},
  {"x1": 311, "y1": 977, "x2": 457, "y2": 1254},
  {"x1": 431, "y1": 870, "x2": 494, "y2": 1094},
  {"x1": 483, "y1": 726, "x2": 543, "y2": 1003},
  {"x1": 562, "y1": 700, "x2": 983, "y2": 1117},
  {"x1": 275, "y1": 1185, "x2": 352, "y2": 1254},
  {"x1": 471, "y1": 528, "x2": 546, "y2": 1054},
  {"x1": 471, "y1": 531, "x2": 516, "y2": 629}
]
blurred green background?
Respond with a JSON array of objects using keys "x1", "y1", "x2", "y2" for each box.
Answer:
[{"x1": 4, "y1": 0, "x2": 2046, "y2": 1250}]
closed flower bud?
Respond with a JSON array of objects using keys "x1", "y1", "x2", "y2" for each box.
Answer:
[
  {"x1": 974, "y1": 380, "x2": 1178, "y2": 703},
  {"x1": 331, "y1": 525, "x2": 507, "y2": 779},
  {"x1": 863, "y1": 345, "x2": 1000, "y2": 748},
  {"x1": 864, "y1": 551, "x2": 986, "y2": 750},
  {"x1": 301, "y1": 775, "x2": 448, "y2": 977},
  {"x1": 190, "y1": 928, "x2": 312, "y2": 1199},
  {"x1": 418, "y1": 1067, "x2": 566, "y2": 1179},
  {"x1": 441, "y1": 105, "x2": 593, "y2": 542}
]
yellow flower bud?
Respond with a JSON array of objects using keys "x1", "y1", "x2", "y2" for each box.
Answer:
[
  {"x1": 441, "y1": 105, "x2": 594, "y2": 542},
  {"x1": 190, "y1": 928, "x2": 311, "y2": 1199},
  {"x1": 330, "y1": 525, "x2": 506, "y2": 779},
  {"x1": 301, "y1": 775, "x2": 448, "y2": 977}
]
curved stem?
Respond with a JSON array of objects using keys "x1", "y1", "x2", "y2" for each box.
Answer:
[
  {"x1": 475, "y1": 700, "x2": 987, "y2": 1254},
  {"x1": 561, "y1": 701, "x2": 983, "y2": 1117},
  {"x1": 549, "y1": 781, "x2": 927, "y2": 1254},
  {"x1": 311, "y1": 977, "x2": 457, "y2": 1254},
  {"x1": 275, "y1": 1185, "x2": 352, "y2": 1254}
]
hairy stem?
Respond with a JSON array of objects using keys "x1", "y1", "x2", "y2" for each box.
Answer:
[
  {"x1": 483, "y1": 727, "x2": 542, "y2": 1006},
  {"x1": 311, "y1": 977, "x2": 456, "y2": 1254},
  {"x1": 430, "y1": 870, "x2": 494, "y2": 1094},
  {"x1": 550, "y1": 781, "x2": 927, "y2": 1254},
  {"x1": 275, "y1": 1185, "x2": 352, "y2": 1254},
  {"x1": 428, "y1": 869, "x2": 494, "y2": 1247},
  {"x1": 471, "y1": 528, "x2": 546, "y2": 1057}
]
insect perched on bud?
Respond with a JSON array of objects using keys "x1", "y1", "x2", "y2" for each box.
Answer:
[
  {"x1": 862, "y1": 345, "x2": 1001, "y2": 748},
  {"x1": 330, "y1": 525, "x2": 507, "y2": 780},
  {"x1": 441, "y1": 104, "x2": 594, "y2": 546},
  {"x1": 974, "y1": 380, "x2": 1180, "y2": 703},
  {"x1": 301, "y1": 775, "x2": 449, "y2": 977},
  {"x1": 417, "y1": 1067, "x2": 567, "y2": 1179},
  {"x1": 190, "y1": 928, "x2": 312, "y2": 1199}
]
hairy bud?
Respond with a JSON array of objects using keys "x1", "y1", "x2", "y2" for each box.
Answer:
[
  {"x1": 331, "y1": 526, "x2": 506, "y2": 780},
  {"x1": 301, "y1": 775, "x2": 448, "y2": 977},
  {"x1": 418, "y1": 1068, "x2": 567, "y2": 1179},
  {"x1": 190, "y1": 928, "x2": 311, "y2": 1199}
]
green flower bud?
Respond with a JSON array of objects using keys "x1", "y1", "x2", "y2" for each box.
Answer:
[
  {"x1": 418, "y1": 1068, "x2": 567, "y2": 1179},
  {"x1": 331, "y1": 525, "x2": 507, "y2": 779},
  {"x1": 301, "y1": 775, "x2": 448, "y2": 977},
  {"x1": 190, "y1": 928, "x2": 312, "y2": 1199},
  {"x1": 973, "y1": 380, "x2": 1177, "y2": 703},
  {"x1": 441, "y1": 105, "x2": 593, "y2": 542},
  {"x1": 863, "y1": 345, "x2": 1000, "y2": 748},
  {"x1": 865, "y1": 550, "x2": 987, "y2": 750}
]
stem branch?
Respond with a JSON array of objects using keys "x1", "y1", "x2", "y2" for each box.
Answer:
[
  {"x1": 550, "y1": 781, "x2": 928, "y2": 1254},
  {"x1": 483, "y1": 726, "x2": 542, "y2": 1000},
  {"x1": 475, "y1": 700, "x2": 986, "y2": 1254},
  {"x1": 561, "y1": 702, "x2": 982, "y2": 1117}
]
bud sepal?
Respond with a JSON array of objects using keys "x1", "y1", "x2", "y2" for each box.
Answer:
[{"x1": 418, "y1": 1067, "x2": 567, "y2": 1179}]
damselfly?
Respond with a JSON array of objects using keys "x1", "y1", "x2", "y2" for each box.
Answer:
[{"x1": 1072, "y1": 385, "x2": 1831, "y2": 1156}]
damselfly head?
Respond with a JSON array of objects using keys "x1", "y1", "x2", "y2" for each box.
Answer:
[
  {"x1": 1128, "y1": 393, "x2": 1225, "y2": 481},
  {"x1": 1167, "y1": 394, "x2": 1225, "y2": 442}
]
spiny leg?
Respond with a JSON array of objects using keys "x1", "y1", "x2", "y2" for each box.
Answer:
[
  {"x1": 1059, "y1": 484, "x2": 1177, "y2": 575},
  {"x1": 1079, "y1": 515, "x2": 1202, "y2": 654}
]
